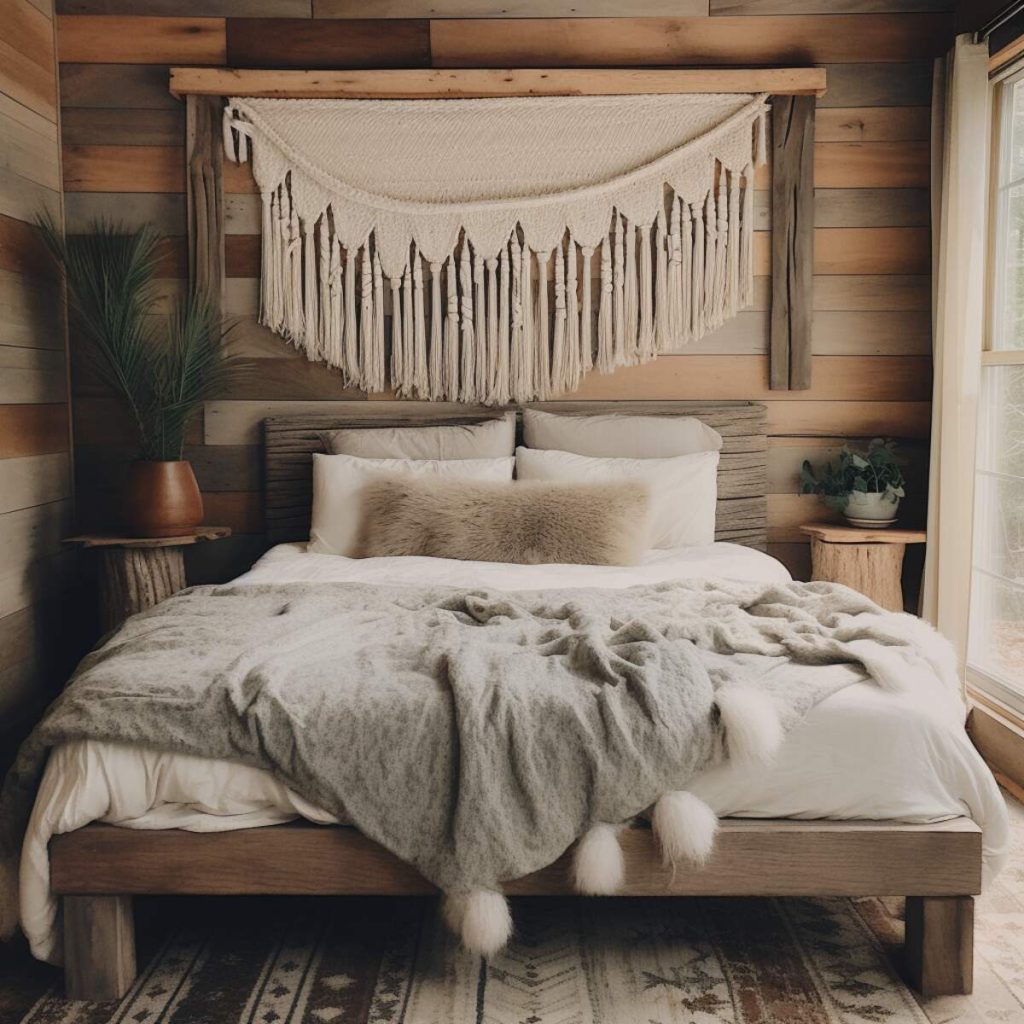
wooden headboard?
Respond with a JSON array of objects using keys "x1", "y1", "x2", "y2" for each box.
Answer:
[{"x1": 264, "y1": 401, "x2": 768, "y2": 549}]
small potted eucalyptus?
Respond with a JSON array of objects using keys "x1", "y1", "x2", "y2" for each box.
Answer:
[{"x1": 799, "y1": 438, "x2": 906, "y2": 527}]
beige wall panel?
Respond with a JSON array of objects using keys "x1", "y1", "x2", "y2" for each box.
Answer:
[
  {"x1": 0, "y1": 167, "x2": 60, "y2": 227},
  {"x1": 0, "y1": 345, "x2": 67, "y2": 404},
  {"x1": 813, "y1": 274, "x2": 930, "y2": 311},
  {"x1": 764, "y1": 400, "x2": 931, "y2": 437},
  {"x1": 0, "y1": 499, "x2": 72, "y2": 576},
  {"x1": 816, "y1": 105, "x2": 930, "y2": 142},
  {"x1": 0, "y1": 106, "x2": 61, "y2": 191},
  {"x1": 812, "y1": 311, "x2": 931, "y2": 354},
  {"x1": 429, "y1": 16, "x2": 951, "y2": 67},
  {"x1": 0, "y1": 0, "x2": 58, "y2": 121},
  {"x1": 0, "y1": 453, "x2": 71, "y2": 515}
]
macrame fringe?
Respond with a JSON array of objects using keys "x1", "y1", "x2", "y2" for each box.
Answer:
[{"x1": 233, "y1": 114, "x2": 765, "y2": 405}]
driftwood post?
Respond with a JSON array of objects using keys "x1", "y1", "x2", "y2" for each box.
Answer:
[
  {"x1": 186, "y1": 94, "x2": 225, "y2": 312},
  {"x1": 770, "y1": 95, "x2": 815, "y2": 391}
]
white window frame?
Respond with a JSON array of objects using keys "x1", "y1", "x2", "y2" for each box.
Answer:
[{"x1": 968, "y1": 60, "x2": 1024, "y2": 717}]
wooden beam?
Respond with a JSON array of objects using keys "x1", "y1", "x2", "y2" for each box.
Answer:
[
  {"x1": 168, "y1": 66, "x2": 827, "y2": 100},
  {"x1": 50, "y1": 818, "x2": 982, "y2": 898},
  {"x1": 905, "y1": 895, "x2": 975, "y2": 997},
  {"x1": 185, "y1": 94, "x2": 224, "y2": 312},
  {"x1": 770, "y1": 94, "x2": 815, "y2": 390},
  {"x1": 63, "y1": 895, "x2": 136, "y2": 1002}
]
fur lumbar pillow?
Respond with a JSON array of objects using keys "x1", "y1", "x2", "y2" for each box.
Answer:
[{"x1": 354, "y1": 477, "x2": 651, "y2": 565}]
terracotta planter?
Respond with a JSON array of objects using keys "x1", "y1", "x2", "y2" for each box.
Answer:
[{"x1": 123, "y1": 460, "x2": 204, "y2": 538}]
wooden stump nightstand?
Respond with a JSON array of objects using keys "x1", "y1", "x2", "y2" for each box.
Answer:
[
  {"x1": 799, "y1": 523, "x2": 927, "y2": 612},
  {"x1": 65, "y1": 528, "x2": 231, "y2": 632}
]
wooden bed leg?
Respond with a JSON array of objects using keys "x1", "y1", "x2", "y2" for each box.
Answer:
[
  {"x1": 905, "y1": 895, "x2": 974, "y2": 996},
  {"x1": 63, "y1": 895, "x2": 137, "y2": 1001}
]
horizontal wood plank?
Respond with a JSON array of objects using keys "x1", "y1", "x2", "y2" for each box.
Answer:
[
  {"x1": 0, "y1": 0, "x2": 57, "y2": 121},
  {"x1": 64, "y1": 192, "x2": 184, "y2": 233},
  {"x1": 0, "y1": 404, "x2": 69, "y2": 458},
  {"x1": 170, "y1": 66, "x2": 828, "y2": 99},
  {"x1": 817, "y1": 62, "x2": 932, "y2": 108},
  {"x1": 816, "y1": 105, "x2": 930, "y2": 142},
  {"x1": 815, "y1": 227, "x2": 930, "y2": 274},
  {"x1": 815, "y1": 141, "x2": 929, "y2": 188},
  {"x1": 813, "y1": 274, "x2": 930, "y2": 310},
  {"x1": 764, "y1": 399, "x2": 931, "y2": 438},
  {"x1": 429, "y1": 15, "x2": 951, "y2": 67},
  {"x1": 814, "y1": 188, "x2": 929, "y2": 227},
  {"x1": 0, "y1": 269, "x2": 65, "y2": 348},
  {"x1": 56, "y1": 15, "x2": 227, "y2": 64},
  {"x1": 0, "y1": 499, "x2": 72, "y2": 575},
  {"x1": 0, "y1": 167, "x2": 60, "y2": 227},
  {"x1": 60, "y1": 106, "x2": 184, "y2": 146},
  {"x1": 62, "y1": 144, "x2": 184, "y2": 192},
  {"x1": 58, "y1": 0, "x2": 309, "y2": 11},
  {"x1": 0, "y1": 215, "x2": 55, "y2": 279},
  {"x1": 315, "y1": 0, "x2": 710, "y2": 14},
  {"x1": 50, "y1": 818, "x2": 982, "y2": 897},
  {"x1": 59, "y1": 63, "x2": 179, "y2": 109},
  {"x1": 0, "y1": 345, "x2": 67, "y2": 404},
  {"x1": 712, "y1": 0, "x2": 951, "y2": 12},
  {"x1": 0, "y1": 452, "x2": 71, "y2": 514},
  {"x1": 226, "y1": 18, "x2": 431, "y2": 69},
  {"x1": 0, "y1": 104, "x2": 61, "y2": 190}
]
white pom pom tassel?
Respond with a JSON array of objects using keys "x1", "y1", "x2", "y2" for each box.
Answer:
[
  {"x1": 573, "y1": 823, "x2": 624, "y2": 895},
  {"x1": 652, "y1": 791, "x2": 719, "y2": 867},
  {"x1": 441, "y1": 888, "x2": 512, "y2": 957},
  {"x1": 716, "y1": 685, "x2": 784, "y2": 766}
]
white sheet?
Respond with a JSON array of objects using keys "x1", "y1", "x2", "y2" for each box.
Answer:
[{"x1": 19, "y1": 543, "x2": 1010, "y2": 964}]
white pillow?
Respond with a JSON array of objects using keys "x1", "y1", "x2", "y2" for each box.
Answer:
[
  {"x1": 515, "y1": 446, "x2": 718, "y2": 548},
  {"x1": 523, "y1": 408, "x2": 722, "y2": 457},
  {"x1": 310, "y1": 453, "x2": 514, "y2": 556},
  {"x1": 321, "y1": 413, "x2": 515, "y2": 460}
]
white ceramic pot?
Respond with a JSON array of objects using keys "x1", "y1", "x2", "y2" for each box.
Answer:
[{"x1": 844, "y1": 490, "x2": 900, "y2": 524}]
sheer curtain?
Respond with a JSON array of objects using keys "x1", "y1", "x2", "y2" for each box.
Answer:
[{"x1": 921, "y1": 34, "x2": 990, "y2": 673}]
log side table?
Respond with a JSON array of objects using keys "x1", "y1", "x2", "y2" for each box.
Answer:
[
  {"x1": 799, "y1": 523, "x2": 927, "y2": 612},
  {"x1": 64, "y1": 528, "x2": 231, "y2": 633}
]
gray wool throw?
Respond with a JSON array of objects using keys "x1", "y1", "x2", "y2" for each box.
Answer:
[{"x1": 0, "y1": 577, "x2": 957, "y2": 899}]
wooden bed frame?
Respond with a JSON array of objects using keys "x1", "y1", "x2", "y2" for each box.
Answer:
[{"x1": 49, "y1": 402, "x2": 982, "y2": 1002}]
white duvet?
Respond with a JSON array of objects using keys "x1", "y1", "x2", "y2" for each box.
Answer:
[{"x1": 20, "y1": 542, "x2": 1011, "y2": 963}]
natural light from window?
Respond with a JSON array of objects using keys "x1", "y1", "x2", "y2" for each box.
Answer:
[{"x1": 970, "y1": 67, "x2": 1024, "y2": 711}]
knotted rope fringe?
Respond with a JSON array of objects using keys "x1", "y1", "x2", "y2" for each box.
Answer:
[{"x1": 225, "y1": 96, "x2": 767, "y2": 405}]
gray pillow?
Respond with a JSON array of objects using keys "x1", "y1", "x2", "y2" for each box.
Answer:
[
  {"x1": 523, "y1": 408, "x2": 722, "y2": 457},
  {"x1": 354, "y1": 477, "x2": 651, "y2": 566},
  {"x1": 321, "y1": 413, "x2": 515, "y2": 460}
]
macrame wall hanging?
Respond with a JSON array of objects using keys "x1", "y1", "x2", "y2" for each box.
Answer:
[{"x1": 223, "y1": 93, "x2": 769, "y2": 404}]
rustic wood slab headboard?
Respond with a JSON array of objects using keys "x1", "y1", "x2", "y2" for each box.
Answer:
[{"x1": 264, "y1": 401, "x2": 768, "y2": 550}]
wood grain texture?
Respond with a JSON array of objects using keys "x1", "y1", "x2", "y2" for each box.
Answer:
[
  {"x1": 314, "y1": 0, "x2": 710, "y2": 15},
  {"x1": 60, "y1": 63, "x2": 179, "y2": 109},
  {"x1": 64, "y1": 192, "x2": 184, "y2": 233},
  {"x1": 905, "y1": 896, "x2": 975, "y2": 997},
  {"x1": 0, "y1": 403, "x2": 69, "y2": 457},
  {"x1": 816, "y1": 62, "x2": 932, "y2": 107},
  {"x1": 226, "y1": 18, "x2": 431, "y2": 69},
  {"x1": 56, "y1": 15, "x2": 226, "y2": 64},
  {"x1": 0, "y1": 103, "x2": 62, "y2": 191},
  {"x1": 0, "y1": 215, "x2": 55, "y2": 279},
  {"x1": 264, "y1": 402, "x2": 767, "y2": 547},
  {"x1": 815, "y1": 227, "x2": 930, "y2": 274},
  {"x1": 62, "y1": 144, "x2": 184, "y2": 192},
  {"x1": 49, "y1": 817, "x2": 982, "y2": 897},
  {"x1": 0, "y1": 452, "x2": 71, "y2": 513},
  {"x1": 60, "y1": 106, "x2": 183, "y2": 146},
  {"x1": 59, "y1": 0, "x2": 309, "y2": 11},
  {"x1": 711, "y1": 0, "x2": 952, "y2": 11},
  {"x1": 428, "y1": 15, "x2": 952, "y2": 67},
  {"x1": 0, "y1": 0, "x2": 58, "y2": 121},
  {"x1": 770, "y1": 94, "x2": 814, "y2": 390},
  {"x1": 0, "y1": 345, "x2": 68, "y2": 404},
  {"x1": 170, "y1": 66, "x2": 828, "y2": 99},
  {"x1": 63, "y1": 895, "x2": 136, "y2": 1002},
  {"x1": 813, "y1": 275, "x2": 929, "y2": 310},
  {"x1": 0, "y1": 167, "x2": 60, "y2": 225},
  {"x1": 816, "y1": 105, "x2": 930, "y2": 141},
  {"x1": 808, "y1": 533, "x2": 907, "y2": 610},
  {"x1": 814, "y1": 188, "x2": 930, "y2": 227},
  {"x1": 815, "y1": 141, "x2": 929, "y2": 188},
  {"x1": 186, "y1": 94, "x2": 223, "y2": 309}
]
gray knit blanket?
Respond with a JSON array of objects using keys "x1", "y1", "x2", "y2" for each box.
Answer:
[{"x1": 1, "y1": 578, "x2": 956, "y2": 898}]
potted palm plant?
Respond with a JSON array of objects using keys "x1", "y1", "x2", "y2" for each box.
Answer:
[
  {"x1": 41, "y1": 219, "x2": 244, "y2": 537},
  {"x1": 799, "y1": 438, "x2": 906, "y2": 527}
]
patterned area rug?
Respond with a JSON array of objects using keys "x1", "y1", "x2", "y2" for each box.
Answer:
[
  {"x1": 2, "y1": 893, "x2": 927, "y2": 1024},
  {"x1": 4, "y1": 793, "x2": 1022, "y2": 1024}
]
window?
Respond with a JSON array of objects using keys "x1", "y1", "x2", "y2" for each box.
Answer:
[{"x1": 970, "y1": 67, "x2": 1024, "y2": 711}]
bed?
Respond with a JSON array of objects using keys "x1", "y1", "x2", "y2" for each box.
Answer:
[{"x1": 20, "y1": 401, "x2": 1007, "y2": 1001}]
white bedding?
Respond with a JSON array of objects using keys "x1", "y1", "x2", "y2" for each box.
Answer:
[{"x1": 20, "y1": 542, "x2": 1010, "y2": 963}]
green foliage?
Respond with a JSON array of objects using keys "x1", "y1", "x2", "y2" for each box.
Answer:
[
  {"x1": 38, "y1": 217, "x2": 246, "y2": 462},
  {"x1": 799, "y1": 438, "x2": 906, "y2": 513}
]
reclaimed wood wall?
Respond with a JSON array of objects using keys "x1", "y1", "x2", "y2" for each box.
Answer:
[
  {"x1": 55, "y1": 0, "x2": 949, "y2": 584},
  {"x1": 1, "y1": 0, "x2": 76, "y2": 762}
]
